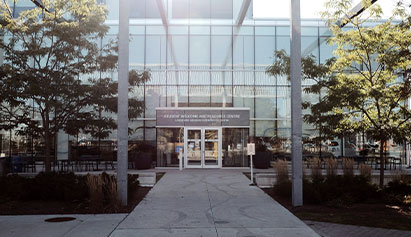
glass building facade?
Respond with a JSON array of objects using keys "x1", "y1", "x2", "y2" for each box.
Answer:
[
  {"x1": 102, "y1": 0, "x2": 340, "y2": 167},
  {"x1": 0, "y1": 0, "x2": 407, "y2": 167}
]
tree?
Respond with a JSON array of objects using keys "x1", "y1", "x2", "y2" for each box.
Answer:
[
  {"x1": 320, "y1": 0, "x2": 411, "y2": 187},
  {"x1": 0, "y1": 0, "x2": 149, "y2": 171},
  {"x1": 266, "y1": 50, "x2": 338, "y2": 156}
]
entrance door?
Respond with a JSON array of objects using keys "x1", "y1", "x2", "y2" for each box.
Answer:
[{"x1": 184, "y1": 128, "x2": 221, "y2": 168}]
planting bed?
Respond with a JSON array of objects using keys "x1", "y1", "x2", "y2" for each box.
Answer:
[{"x1": 0, "y1": 172, "x2": 163, "y2": 215}]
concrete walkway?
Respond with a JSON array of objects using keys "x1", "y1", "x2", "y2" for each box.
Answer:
[
  {"x1": 110, "y1": 169, "x2": 318, "y2": 237},
  {"x1": 0, "y1": 214, "x2": 127, "y2": 237}
]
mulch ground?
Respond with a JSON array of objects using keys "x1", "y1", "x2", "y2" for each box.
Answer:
[
  {"x1": 0, "y1": 187, "x2": 151, "y2": 215},
  {"x1": 263, "y1": 188, "x2": 411, "y2": 231}
]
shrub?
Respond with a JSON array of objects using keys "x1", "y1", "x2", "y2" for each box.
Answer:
[
  {"x1": 325, "y1": 158, "x2": 338, "y2": 177},
  {"x1": 383, "y1": 180, "x2": 411, "y2": 205},
  {"x1": 0, "y1": 172, "x2": 139, "y2": 209},
  {"x1": 302, "y1": 175, "x2": 378, "y2": 205},
  {"x1": 35, "y1": 172, "x2": 88, "y2": 201},
  {"x1": 309, "y1": 157, "x2": 322, "y2": 181},
  {"x1": 274, "y1": 160, "x2": 289, "y2": 184},
  {"x1": 0, "y1": 172, "x2": 89, "y2": 201},
  {"x1": 342, "y1": 158, "x2": 354, "y2": 177},
  {"x1": 101, "y1": 173, "x2": 120, "y2": 211},
  {"x1": 128, "y1": 174, "x2": 140, "y2": 199},
  {"x1": 273, "y1": 179, "x2": 291, "y2": 199},
  {"x1": 0, "y1": 174, "x2": 30, "y2": 200},
  {"x1": 359, "y1": 163, "x2": 372, "y2": 180},
  {"x1": 87, "y1": 174, "x2": 104, "y2": 212}
]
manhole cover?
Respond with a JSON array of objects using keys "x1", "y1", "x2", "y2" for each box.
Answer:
[{"x1": 45, "y1": 217, "x2": 76, "y2": 223}]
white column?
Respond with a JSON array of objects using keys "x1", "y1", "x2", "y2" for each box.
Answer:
[
  {"x1": 290, "y1": 0, "x2": 303, "y2": 207},
  {"x1": 117, "y1": 0, "x2": 130, "y2": 206},
  {"x1": 57, "y1": 130, "x2": 69, "y2": 160}
]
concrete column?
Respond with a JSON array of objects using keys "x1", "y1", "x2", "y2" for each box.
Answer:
[
  {"x1": 290, "y1": 0, "x2": 303, "y2": 207},
  {"x1": 57, "y1": 130, "x2": 69, "y2": 160},
  {"x1": 118, "y1": 0, "x2": 130, "y2": 206}
]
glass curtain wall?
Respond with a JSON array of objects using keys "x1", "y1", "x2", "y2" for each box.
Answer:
[{"x1": 4, "y1": 0, "x2": 405, "y2": 163}]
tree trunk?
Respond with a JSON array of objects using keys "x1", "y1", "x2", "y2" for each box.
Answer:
[{"x1": 379, "y1": 140, "x2": 385, "y2": 188}]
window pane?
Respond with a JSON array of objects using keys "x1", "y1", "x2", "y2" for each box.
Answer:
[
  {"x1": 172, "y1": 0, "x2": 189, "y2": 18},
  {"x1": 146, "y1": 36, "x2": 166, "y2": 69},
  {"x1": 146, "y1": 0, "x2": 160, "y2": 18},
  {"x1": 190, "y1": 26, "x2": 210, "y2": 35},
  {"x1": 255, "y1": 36, "x2": 275, "y2": 68},
  {"x1": 319, "y1": 37, "x2": 336, "y2": 64},
  {"x1": 211, "y1": 85, "x2": 230, "y2": 106},
  {"x1": 145, "y1": 86, "x2": 163, "y2": 118},
  {"x1": 211, "y1": 0, "x2": 232, "y2": 19},
  {"x1": 302, "y1": 36, "x2": 319, "y2": 60},
  {"x1": 276, "y1": 36, "x2": 290, "y2": 54},
  {"x1": 190, "y1": 0, "x2": 210, "y2": 18},
  {"x1": 129, "y1": 35, "x2": 145, "y2": 69},
  {"x1": 277, "y1": 26, "x2": 290, "y2": 36},
  {"x1": 222, "y1": 128, "x2": 249, "y2": 167},
  {"x1": 255, "y1": 27, "x2": 275, "y2": 36},
  {"x1": 255, "y1": 86, "x2": 276, "y2": 119},
  {"x1": 130, "y1": 0, "x2": 145, "y2": 18},
  {"x1": 190, "y1": 36, "x2": 210, "y2": 68},
  {"x1": 211, "y1": 71, "x2": 232, "y2": 85},
  {"x1": 301, "y1": 27, "x2": 318, "y2": 36},
  {"x1": 168, "y1": 35, "x2": 188, "y2": 69},
  {"x1": 190, "y1": 71, "x2": 210, "y2": 85},
  {"x1": 277, "y1": 86, "x2": 290, "y2": 119},
  {"x1": 211, "y1": 36, "x2": 232, "y2": 69},
  {"x1": 157, "y1": 128, "x2": 184, "y2": 167},
  {"x1": 189, "y1": 85, "x2": 210, "y2": 106},
  {"x1": 233, "y1": 86, "x2": 254, "y2": 117},
  {"x1": 167, "y1": 86, "x2": 188, "y2": 107}
]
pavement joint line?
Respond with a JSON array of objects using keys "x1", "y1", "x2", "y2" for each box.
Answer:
[
  {"x1": 108, "y1": 212, "x2": 131, "y2": 236},
  {"x1": 205, "y1": 180, "x2": 219, "y2": 237},
  {"x1": 59, "y1": 222, "x2": 82, "y2": 237},
  {"x1": 60, "y1": 216, "x2": 87, "y2": 237}
]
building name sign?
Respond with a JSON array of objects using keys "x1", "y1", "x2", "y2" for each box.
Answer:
[{"x1": 156, "y1": 108, "x2": 249, "y2": 127}]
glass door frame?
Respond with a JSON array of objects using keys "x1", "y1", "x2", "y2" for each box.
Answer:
[{"x1": 184, "y1": 127, "x2": 222, "y2": 168}]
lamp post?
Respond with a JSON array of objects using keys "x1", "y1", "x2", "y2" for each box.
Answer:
[{"x1": 118, "y1": 0, "x2": 130, "y2": 206}]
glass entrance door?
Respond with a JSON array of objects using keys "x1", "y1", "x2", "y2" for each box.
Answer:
[
  {"x1": 186, "y1": 129, "x2": 202, "y2": 167},
  {"x1": 185, "y1": 128, "x2": 221, "y2": 168}
]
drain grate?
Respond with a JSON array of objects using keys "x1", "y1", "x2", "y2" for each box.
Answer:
[{"x1": 45, "y1": 217, "x2": 76, "y2": 223}]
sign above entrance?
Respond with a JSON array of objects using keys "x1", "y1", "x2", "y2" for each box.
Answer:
[{"x1": 156, "y1": 108, "x2": 250, "y2": 127}]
